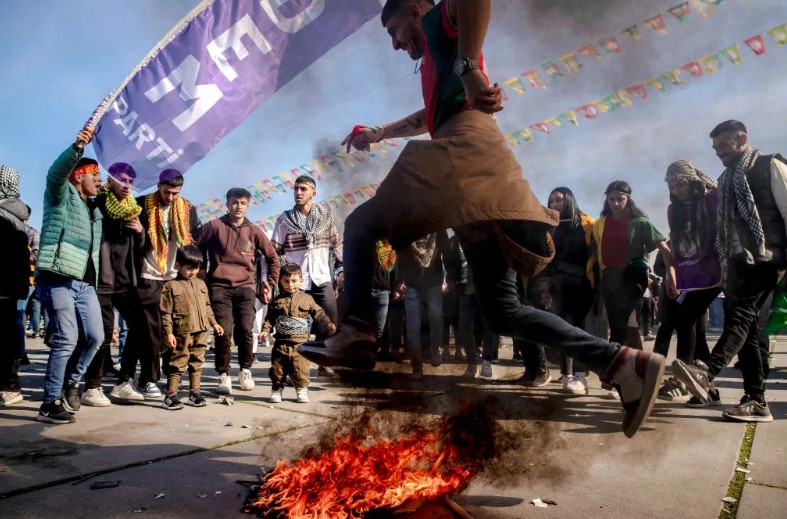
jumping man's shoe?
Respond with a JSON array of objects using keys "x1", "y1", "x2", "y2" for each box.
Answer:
[
  {"x1": 297, "y1": 318, "x2": 377, "y2": 370},
  {"x1": 605, "y1": 346, "x2": 666, "y2": 438}
]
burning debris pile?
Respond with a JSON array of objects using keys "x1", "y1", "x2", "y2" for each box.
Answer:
[{"x1": 246, "y1": 403, "x2": 499, "y2": 518}]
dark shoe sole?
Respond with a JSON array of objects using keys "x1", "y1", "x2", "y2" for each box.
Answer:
[
  {"x1": 623, "y1": 353, "x2": 665, "y2": 438},
  {"x1": 36, "y1": 414, "x2": 75, "y2": 424},
  {"x1": 722, "y1": 412, "x2": 773, "y2": 423},
  {"x1": 672, "y1": 361, "x2": 709, "y2": 402},
  {"x1": 298, "y1": 342, "x2": 377, "y2": 370}
]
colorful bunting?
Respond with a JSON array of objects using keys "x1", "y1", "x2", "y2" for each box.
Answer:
[
  {"x1": 545, "y1": 117, "x2": 563, "y2": 129},
  {"x1": 504, "y1": 128, "x2": 533, "y2": 146},
  {"x1": 541, "y1": 61, "x2": 563, "y2": 78},
  {"x1": 646, "y1": 77, "x2": 667, "y2": 92},
  {"x1": 680, "y1": 61, "x2": 703, "y2": 77},
  {"x1": 576, "y1": 104, "x2": 601, "y2": 120},
  {"x1": 523, "y1": 70, "x2": 547, "y2": 89},
  {"x1": 700, "y1": 53, "x2": 723, "y2": 74},
  {"x1": 626, "y1": 84, "x2": 648, "y2": 99},
  {"x1": 691, "y1": 0, "x2": 715, "y2": 18},
  {"x1": 622, "y1": 25, "x2": 642, "y2": 41},
  {"x1": 721, "y1": 44, "x2": 743, "y2": 64},
  {"x1": 668, "y1": 2, "x2": 693, "y2": 22},
  {"x1": 530, "y1": 122, "x2": 551, "y2": 134},
  {"x1": 559, "y1": 53, "x2": 582, "y2": 75},
  {"x1": 598, "y1": 36, "x2": 622, "y2": 54},
  {"x1": 504, "y1": 77, "x2": 527, "y2": 95},
  {"x1": 744, "y1": 34, "x2": 766, "y2": 55},
  {"x1": 644, "y1": 14, "x2": 667, "y2": 34},
  {"x1": 661, "y1": 69, "x2": 684, "y2": 85},
  {"x1": 560, "y1": 111, "x2": 579, "y2": 126},
  {"x1": 769, "y1": 24, "x2": 787, "y2": 46},
  {"x1": 578, "y1": 44, "x2": 603, "y2": 60}
]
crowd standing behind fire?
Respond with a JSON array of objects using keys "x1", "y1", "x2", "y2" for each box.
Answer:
[{"x1": 0, "y1": 118, "x2": 782, "y2": 425}]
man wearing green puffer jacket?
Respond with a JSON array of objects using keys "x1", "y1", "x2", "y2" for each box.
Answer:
[{"x1": 36, "y1": 127, "x2": 104, "y2": 424}]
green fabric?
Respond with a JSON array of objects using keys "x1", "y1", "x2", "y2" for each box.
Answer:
[
  {"x1": 627, "y1": 216, "x2": 667, "y2": 268},
  {"x1": 36, "y1": 145, "x2": 102, "y2": 283},
  {"x1": 765, "y1": 279, "x2": 787, "y2": 335}
]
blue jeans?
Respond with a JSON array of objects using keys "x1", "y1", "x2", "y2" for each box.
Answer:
[
  {"x1": 370, "y1": 289, "x2": 390, "y2": 341},
  {"x1": 404, "y1": 285, "x2": 443, "y2": 369},
  {"x1": 39, "y1": 279, "x2": 104, "y2": 404},
  {"x1": 459, "y1": 293, "x2": 495, "y2": 364}
]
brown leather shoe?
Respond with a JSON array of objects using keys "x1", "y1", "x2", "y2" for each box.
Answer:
[
  {"x1": 297, "y1": 319, "x2": 377, "y2": 370},
  {"x1": 605, "y1": 346, "x2": 666, "y2": 438}
]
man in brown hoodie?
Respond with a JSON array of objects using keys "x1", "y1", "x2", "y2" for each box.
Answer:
[{"x1": 197, "y1": 188, "x2": 279, "y2": 395}]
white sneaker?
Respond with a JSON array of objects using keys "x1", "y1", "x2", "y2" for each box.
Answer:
[
  {"x1": 216, "y1": 373, "x2": 232, "y2": 395},
  {"x1": 296, "y1": 388, "x2": 309, "y2": 403},
  {"x1": 480, "y1": 360, "x2": 493, "y2": 378},
  {"x1": 270, "y1": 389, "x2": 282, "y2": 403},
  {"x1": 140, "y1": 382, "x2": 163, "y2": 400},
  {"x1": 110, "y1": 381, "x2": 145, "y2": 403},
  {"x1": 0, "y1": 390, "x2": 23, "y2": 406},
  {"x1": 81, "y1": 388, "x2": 112, "y2": 407},
  {"x1": 463, "y1": 364, "x2": 479, "y2": 379},
  {"x1": 238, "y1": 369, "x2": 255, "y2": 391},
  {"x1": 563, "y1": 375, "x2": 588, "y2": 395}
]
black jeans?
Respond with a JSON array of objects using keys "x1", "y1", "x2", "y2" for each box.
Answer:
[
  {"x1": 341, "y1": 204, "x2": 619, "y2": 374},
  {"x1": 307, "y1": 282, "x2": 337, "y2": 339},
  {"x1": 0, "y1": 298, "x2": 22, "y2": 392},
  {"x1": 210, "y1": 286, "x2": 256, "y2": 373},
  {"x1": 118, "y1": 279, "x2": 164, "y2": 386},
  {"x1": 551, "y1": 275, "x2": 593, "y2": 374},
  {"x1": 87, "y1": 291, "x2": 138, "y2": 389},
  {"x1": 602, "y1": 266, "x2": 648, "y2": 348},
  {"x1": 653, "y1": 287, "x2": 721, "y2": 363},
  {"x1": 706, "y1": 262, "x2": 780, "y2": 399}
]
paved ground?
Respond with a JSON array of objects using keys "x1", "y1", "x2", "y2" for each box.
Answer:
[{"x1": 1, "y1": 336, "x2": 785, "y2": 519}]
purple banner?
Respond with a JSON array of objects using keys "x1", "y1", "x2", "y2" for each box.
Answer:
[{"x1": 93, "y1": 0, "x2": 382, "y2": 190}]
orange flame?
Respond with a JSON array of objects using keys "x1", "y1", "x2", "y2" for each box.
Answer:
[{"x1": 251, "y1": 413, "x2": 486, "y2": 519}]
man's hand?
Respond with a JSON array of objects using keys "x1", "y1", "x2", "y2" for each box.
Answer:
[
  {"x1": 214, "y1": 323, "x2": 225, "y2": 336},
  {"x1": 75, "y1": 127, "x2": 95, "y2": 148},
  {"x1": 460, "y1": 70, "x2": 503, "y2": 114},
  {"x1": 327, "y1": 322, "x2": 337, "y2": 334},
  {"x1": 341, "y1": 127, "x2": 376, "y2": 153},
  {"x1": 257, "y1": 331, "x2": 268, "y2": 343},
  {"x1": 125, "y1": 217, "x2": 144, "y2": 234},
  {"x1": 260, "y1": 281, "x2": 272, "y2": 304},
  {"x1": 665, "y1": 274, "x2": 679, "y2": 299},
  {"x1": 166, "y1": 334, "x2": 177, "y2": 349}
]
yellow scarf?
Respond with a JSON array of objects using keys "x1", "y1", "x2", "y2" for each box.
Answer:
[
  {"x1": 145, "y1": 194, "x2": 193, "y2": 275},
  {"x1": 101, "y1": 184, "x2": 142, "y2": 221}
]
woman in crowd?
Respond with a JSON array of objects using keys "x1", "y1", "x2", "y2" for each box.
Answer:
[
  {"x1": 593, "y1": 181, "x2": 673, "y2": 350},
  {"x1": 655, "y1": 160, "x2": 722, "y2": 405},
  {"x1": 545, "y1": 187, "x2": 596, "y2": 394}
]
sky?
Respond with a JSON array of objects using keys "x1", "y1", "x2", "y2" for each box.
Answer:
[{"x1": 1, "y1": 0, "x2": 786, "y2": 237}]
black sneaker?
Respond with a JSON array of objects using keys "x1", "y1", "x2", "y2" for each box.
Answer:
[
  {"x1": 187, "y1": 391, "x2": 207, "y2": 407},
  {"x1": 519, "y1": 368, "x2": 552, "y2": 387},
  {"x1": 37, "y1": 399, "x2": 75, "y2": 424},
  {"x1": 722, "y1": 395, "x2": 773, "y2": 423},
  {"x1": 686, "y1": 387, "x2": 722, "y2": 408},
  {"x1": 161, "y1": 393, "x2": 184, "y2": 411},
  {"x1": 672, "y1": 359, "x2": 711, "y2": 401},
  {"x1": 18, "y1": 354, "x2": 31, "y2": 366},
  {"x1": 62, "y1": 383, "x2": 81, "y2": 414}
]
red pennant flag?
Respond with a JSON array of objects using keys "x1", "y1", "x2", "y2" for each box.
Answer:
[
  {"x1": 744, "y1": 34, "x2": 766, "y2": 55},
  {"x1": 625, "y1": 84, "x2": 648, "y2": 99},
  {"x1": 680, "y1": 61, "x2": 703, "y2": 77},
  {"x1": 541, "y1": 61, "x2": 563, "y2": 77},
  {"x1": 576, "y1": 105, "x2": 601, "y2": 119},
  {"x1": 599, "y1": 36, "x2": 622, "y2": 54},
  {"x1": 578, "y1": 44, "x2": 603, "y2": 60},
  {"x1": 643, "y1": 14, "x2": 667, "y2": 34},
  {"x1": 523, "y1": 70, "x2": 547, "y2": 89},
  {"x1": 668, "y1": 2, "x2": 693, "y2": 22},
  {"x1": 530, "y1": 122, "x2": 551, "y2": 134}
]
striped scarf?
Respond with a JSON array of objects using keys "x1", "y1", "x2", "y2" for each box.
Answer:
[
  {"x1": 280, "y1": 204, "x2": 332, "y2": 249},
  {"x1": 145, "y1": 194, "x2": 193, "y2": 275},
  {"x1": 376, "y1": 240, "x2": 397, "y2": 274},
  {"x1": 102, "y1": 185, "x2": 142, "y2": 221},
  {"x1": 665, "y1": 160, "x2": 717, "y2": 257},
  {"x1": 715, "y1": 146, "x2": 765, "y2": 271}
]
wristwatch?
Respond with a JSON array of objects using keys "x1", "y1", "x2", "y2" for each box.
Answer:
[{"x1": 453, "y1": 57, "x2": 480, "y2": 76}]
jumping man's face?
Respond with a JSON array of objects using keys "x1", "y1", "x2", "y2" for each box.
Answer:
[
  {"x1": 293, "y1": 182, "x2": 316, "y2": 208},
  {"x1": 228, "y1": 196, "x2": 249, "y2": 220},
  {"x1": 384, "y1": 6, "x2": 425, "y2": 60},
  {"x1": 549, "y1": 191, "x2": 566, "y2": 214}
]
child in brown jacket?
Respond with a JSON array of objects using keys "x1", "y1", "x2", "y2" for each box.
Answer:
[
  {"x1": 160, "y1": 245, "x2": 224, "y2": 410},
  {"x1": 259, "y1": 263, "x2": 335, "y2": 404}
]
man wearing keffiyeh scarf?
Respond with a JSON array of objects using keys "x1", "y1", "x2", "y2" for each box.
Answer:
[{"x1": 673, "y1": 120, "x2": 787, "y2": 424}]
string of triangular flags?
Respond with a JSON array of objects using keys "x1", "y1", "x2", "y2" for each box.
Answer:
[
  {"x1": 501, "y1": 0, "x2": 727, "y2": 96},
  {"x1": 503, "y1": 24, "x2": 786, "y2": 147}
]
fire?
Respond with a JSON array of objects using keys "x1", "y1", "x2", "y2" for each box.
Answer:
[{"x1": 250, "y1": 410, "x2": 490, "y2": 519}]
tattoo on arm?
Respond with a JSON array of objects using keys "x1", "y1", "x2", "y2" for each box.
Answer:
[{"x1": 391, "y1": 117, "x2": 424, "y2": 135}]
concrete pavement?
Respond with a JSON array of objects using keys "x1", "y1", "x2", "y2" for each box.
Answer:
[{"x1": 1, "y1": 336, "x2": 785, "y2": 518}]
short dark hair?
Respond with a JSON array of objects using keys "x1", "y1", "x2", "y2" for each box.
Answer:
[
  {"x1": 381, "y1": 0, "x2": 434, "y2": 26},
  {"x1": 108, "y1": 162, "x2": 137, "y2": 180},
  {"x1": 280, "y1": 263, "x2": 303, "y2": 278},
  {"x1": 226, "y1": 187, "x2": 252, "y2": 201},
  {"x1": 709, "y1": 120, "x2": 747, "y2": 138},
  {"x1": 176, "y1": 244, "x2": 203, "y2": 269},
  {"x1": 293, "y1": 175, "x2": 316, "y2": 188},
  {"x1": 159, "y1": 169, "x2": 184, "y2": 188},
  {"x1": 75, "y1": 157, "x2": 98, "y2": 169}
]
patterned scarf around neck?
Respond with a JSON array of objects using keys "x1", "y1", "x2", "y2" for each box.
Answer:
[
  {"x1": 145, "y1": 193, "x2": 193, "y2": 275},
  {"x1": 665, "y1": 160, "x2": 718, "y2": 256},
  {"x1": 411, "y1": 233, "x2": 438, "y2": 268},
  {"x1": 282, "y1": 203, "x2": 332, "y2": 249},
  {"x1": 715, "y1": 146, "x2": 765, "y2": 270},
  {"x1": 102, "y1": 184, "x2": 142, "y2": 221},
  {"x1": 376, "y1": 240, "x2": 397, "y2": 274}
]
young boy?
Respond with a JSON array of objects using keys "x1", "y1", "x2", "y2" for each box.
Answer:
[
  {"x1": 160, "y1": 245, "x2": 224, "y2": 410},
  {"x1": 259, "y1": 263, "x2": 336, "y2": 403}
]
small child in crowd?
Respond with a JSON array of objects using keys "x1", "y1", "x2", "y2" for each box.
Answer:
[
  {"x1": 160, "y1": 245, "x2": 224, "y2": 410},
  {"x1": 259, "y1": 263, "x2": 335, "y2": 404}
]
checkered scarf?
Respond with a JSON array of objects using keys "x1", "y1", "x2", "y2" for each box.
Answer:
[
  {"x1": 665, "y1": 160, "x2": 717, "y2": 256},
  {"x1": 280, "y1": 203, "x2": 332, "y2": 249},
  {"x1": 0, "y1": 165, "x2": 20, "y2": 200},
  {"x1": 715, "y1": 146, "x2": 765, "y2": 269}
]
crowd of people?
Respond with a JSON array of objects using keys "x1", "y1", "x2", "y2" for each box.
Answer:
[{"x1": 1, "y1": 0, "x2": 784, "y2": 437}]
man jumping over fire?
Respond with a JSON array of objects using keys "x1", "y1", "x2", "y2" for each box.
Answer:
[{"x1": 298, "y1": 0, "x2": 667, "y2": 437}]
